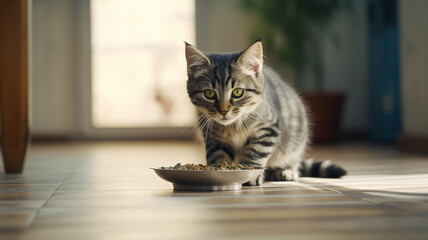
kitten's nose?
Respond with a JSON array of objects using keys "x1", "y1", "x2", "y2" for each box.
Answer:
[
  {"x1": 218, "y1": 103, "x2": 229, "y2": 117},
  {"x1": 219, "y1": 110, "x2": 229, "y2": 117}
]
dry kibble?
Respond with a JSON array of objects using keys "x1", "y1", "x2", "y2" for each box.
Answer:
[{"x1": 167, "y1": 162, "x2": 255, "y2": 170}]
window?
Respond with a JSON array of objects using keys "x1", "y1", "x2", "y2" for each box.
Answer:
[{"x1": 91, "y1": 0, "x2": 195, "y2": 128}]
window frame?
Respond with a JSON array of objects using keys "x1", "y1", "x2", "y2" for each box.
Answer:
[{"x1": 74, "y1": 0, "x2": 194, "y2": 140}]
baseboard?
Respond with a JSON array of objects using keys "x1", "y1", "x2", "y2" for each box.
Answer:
[
  {"x1": 30, "y1": 135, "x2": 72, "y2": 143},
  {"x1": 396, "y1": 135, "x2": 428, "y2": 154},
  {"x1": 342, "y1": 130, "x2": 369, "y2": 140}
]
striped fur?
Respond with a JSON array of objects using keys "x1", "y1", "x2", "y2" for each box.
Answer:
[{"x1": 185, "y1": 40, "x2": 346, "y2": 186}]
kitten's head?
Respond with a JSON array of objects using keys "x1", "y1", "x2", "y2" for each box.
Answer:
[{"x1": 185, "y1": 40, "x2": 264, "y2": 125}]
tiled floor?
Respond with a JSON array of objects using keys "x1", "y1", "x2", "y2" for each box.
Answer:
[{"x1": 1, "y1": 141, "x2": 428, "y2": 240}]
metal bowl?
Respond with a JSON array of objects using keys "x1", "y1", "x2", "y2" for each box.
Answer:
[{"x1": 151, "y1": 168, "x2": 263, "y2": 191}]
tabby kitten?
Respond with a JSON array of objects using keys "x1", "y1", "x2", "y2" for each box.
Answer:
[{"x1": 185, "y1": 40, "x2": 346, "y2": 186}]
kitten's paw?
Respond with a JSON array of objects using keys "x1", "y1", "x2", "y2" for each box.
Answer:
[
  {"x1": 243, "y1": 174, "x2": 264, "y2": 186},
  {"x1": 282, "y1": 169, "x2": 299, "y2": 181},
  {"x1": 265, "y1": 168, "x2": 299, "y2": 181}
]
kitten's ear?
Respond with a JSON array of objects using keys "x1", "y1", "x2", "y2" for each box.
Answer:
[
  {"x1": 237, "y1": 40, "x2": 263, "y2": 77},
  {"x1": 185, "y1": 42, "x2": 210, "y2": 77}
]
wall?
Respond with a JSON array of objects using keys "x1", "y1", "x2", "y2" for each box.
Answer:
[
  {"x1": 195, "y1": 0, "x2": 251, "y2": 52},
  {"x1": 32, "y1": 0, "x2": 75, "y2": 137},
  {"x1": 399, "y1": 0, "x2": 428, "y2": 137},
  {"x1": 320, "y1": 0, "x2": 369, "y2": 133}
]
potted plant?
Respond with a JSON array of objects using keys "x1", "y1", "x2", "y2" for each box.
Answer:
[{"x1": 242, "y1": 0, "x2": 350, "y2": 142}]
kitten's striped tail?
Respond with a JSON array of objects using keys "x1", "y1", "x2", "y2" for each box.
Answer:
[{"x1": 299, "y1": 159, "x2": 347, "y2": 178}]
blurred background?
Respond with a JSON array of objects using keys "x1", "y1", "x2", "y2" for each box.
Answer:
[{"x1": 29, "y1": 0, "x2": 427, "y2": 151}]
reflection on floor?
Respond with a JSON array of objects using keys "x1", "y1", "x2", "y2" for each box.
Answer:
[{"x1": 1, "y1": 141, "x2": 428, "y2": 240}]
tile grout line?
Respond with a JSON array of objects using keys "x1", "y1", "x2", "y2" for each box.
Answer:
[{"x1": 27, "y1": 161, "x2": 81, "y2": 228}]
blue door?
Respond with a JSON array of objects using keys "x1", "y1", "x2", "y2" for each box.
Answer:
[{"x1": 368, "y1": 0, "x2": 401, "y2": 142}]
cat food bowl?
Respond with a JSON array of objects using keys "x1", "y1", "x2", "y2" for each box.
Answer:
[{"x1": 151, "y1": 167, "x2": 263, "y2": 191}]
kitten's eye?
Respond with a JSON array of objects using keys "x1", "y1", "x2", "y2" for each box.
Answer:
[
  {"x1": 232, "y1": 88, "x2": 244, "y2": 98},
  {"x1": 204, "y1": 89, "x2": 216, "y2": 100}
]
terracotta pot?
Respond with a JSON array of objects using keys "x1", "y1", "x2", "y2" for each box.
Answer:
[{"x1": 300, "y1": 92, "x2": 345, "y2": 143}]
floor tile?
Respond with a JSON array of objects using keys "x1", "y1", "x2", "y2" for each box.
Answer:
[
  {"x1": 1, "y1": 141, "x2": 428, "y2": 240},
  {"x1": 0, "y1": 210, "x2": 37, "y2": 229}
]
